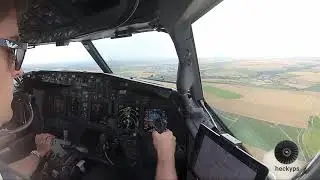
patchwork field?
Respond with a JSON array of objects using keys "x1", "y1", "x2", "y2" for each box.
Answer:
[
  {"x1": 202, "y1": 85, "x2": 243, "y2": 99},
  {"x1": 289, "y1": 72, "x2": 320, "y2": 83},
  {"x1": 203, "y1": 83, "x2": 320, "y2": 128},
  {"x1": 198, "y1": 59, "x2": 320, "y2": 163}
]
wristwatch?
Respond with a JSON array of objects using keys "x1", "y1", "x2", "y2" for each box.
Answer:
[{"x1": 30, "y1": 150, "x2": 42, "y2": 160}]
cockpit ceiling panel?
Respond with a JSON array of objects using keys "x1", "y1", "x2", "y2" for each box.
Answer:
[{"x1": 17, "y1": 0, "x2": 157, "y2": 44}]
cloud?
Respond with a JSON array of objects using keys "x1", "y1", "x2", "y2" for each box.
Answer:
[{"x1": 192, "y1": 0, "x2": 320, "y2": 58}]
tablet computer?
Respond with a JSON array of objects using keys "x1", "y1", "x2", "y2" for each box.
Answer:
[{"x1": 190, "y1": 124, "x2": 269, "y2": 180}]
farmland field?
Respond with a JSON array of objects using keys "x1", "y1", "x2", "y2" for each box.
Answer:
[
  {"x1": 216, "y1": 110, "x2": 304, "y2": 159},
  {"x1": 199, "y1": 59, "x2": 320, "y2": 165},
  {"x1": 203, "y1": 83, "x2": 320, "y2": 128},
  {"x1": 202, "y1": 85, "x2": 243, "y2": 99}
]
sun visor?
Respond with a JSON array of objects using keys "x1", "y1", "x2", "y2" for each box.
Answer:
[{"x1": 16, "y1": 0, "x2": 156, "y2": 45}]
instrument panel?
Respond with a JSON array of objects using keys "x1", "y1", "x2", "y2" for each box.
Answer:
[
  {"x1": 22, "y1": 71, "x2": 174, "y2": 130},
  {"x1": 23, "y1": 71, "x2": 182, "y2": 166}
]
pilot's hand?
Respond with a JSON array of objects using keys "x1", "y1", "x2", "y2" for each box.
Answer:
[
  {"x1": 35, "y1": 133, "x2": 55, "y2": 157},
  {"x1": 152, "y1": 130, "x2": 176, "y2": 162}
]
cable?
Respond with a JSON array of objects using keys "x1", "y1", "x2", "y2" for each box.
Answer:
[
  {"x1": 0, "y1": 93, "x2": 34, "y2": 136},
  {"x1": 199, "y1": 100, "x2": 218, "y2": 128},
  {"x1": 115, "y1": 0, "x2": 140, "y2": 28},
  {"x1": 103, "y1": 144, "x2": 114, "y2": 166}
]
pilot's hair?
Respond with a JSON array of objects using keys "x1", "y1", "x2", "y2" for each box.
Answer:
[{"x1": 0, "y1": 1, "x2": 15, "y2": 22}]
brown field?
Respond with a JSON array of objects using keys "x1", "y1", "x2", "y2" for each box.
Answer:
[
  {"x1": 225, "y1": 60, "x2": 298, "y2": 69},
  {"x1": 289, "y1": 71, "x2": 320, "y2": 83},
  {"x1": 125, "y1": 70, "x2": 155, "y2": 78},
  {"x1": 284, "y1": 82, "x2": 310, "y2": 89},
  {"x1": 204, "y1": 83, "x2": 320, "y2": 128}
]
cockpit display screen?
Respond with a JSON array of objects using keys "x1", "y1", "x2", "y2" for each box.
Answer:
[{"x1": 191, "y1": 124, "x2": 269, "y2": 180}]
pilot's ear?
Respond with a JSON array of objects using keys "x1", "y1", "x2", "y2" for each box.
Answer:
[{"x1": 11, "y1": 68, "x2": 24, "y2": 78}]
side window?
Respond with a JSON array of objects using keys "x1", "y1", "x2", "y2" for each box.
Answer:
[{"x1": 193, "y1": 0, "x2": 320, "y2": 178}]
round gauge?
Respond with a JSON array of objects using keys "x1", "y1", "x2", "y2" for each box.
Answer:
[{"x1": 118, "y1": 106, "x2": 139, "y2": 130}]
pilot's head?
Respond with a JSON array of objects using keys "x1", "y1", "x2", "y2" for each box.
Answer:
[{"x1": 0, "y1": 1, "x2": 24, "y2": 126}]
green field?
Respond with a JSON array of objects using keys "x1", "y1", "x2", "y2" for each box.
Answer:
[
  {"x1": 303, "y1": 116, "x2": 320, "y2": 159},
  {"x1": 218, "y1": 111, "x2": 301, "y2": 150},
  {"x1": 307, "y1": 84, "x2": 320, "y2": 92},
  {"x1": 203, "y1": 85, "x2": 243, "y2": 99},
  {"x1": 303, "y1": 130, "x2": 320, "y2": 159},
  {"x1": 217, "y1": 111, "x2": 320, "y2": 161},
  {"x1": 309, "y1": 116, "x2": 320, "y2": 128}
]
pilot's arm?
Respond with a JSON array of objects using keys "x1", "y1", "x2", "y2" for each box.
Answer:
[
  {"x1": 152, "y1": 130, "x2": 178, "y2": 180},
  {"x1": 9, "y1": 133, "x2": 54, "y2": 178}
]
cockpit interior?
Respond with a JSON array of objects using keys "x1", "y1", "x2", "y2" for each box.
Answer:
[{"x1": 0, "y1": 0, "x2": 319, "y2": 180}]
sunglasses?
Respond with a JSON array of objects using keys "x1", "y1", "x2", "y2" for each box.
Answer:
[{"x1": 0, "y1": 38, "x2": 28, "y2": 70}]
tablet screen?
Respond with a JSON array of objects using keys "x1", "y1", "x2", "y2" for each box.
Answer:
[{"x1": 194, "y1": 135, "x2": 257, "y2": 179}]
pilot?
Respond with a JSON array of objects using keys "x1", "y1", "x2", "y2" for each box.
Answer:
[{"x1": 0, "y1": 2, "x2": 177, "y2": 180}]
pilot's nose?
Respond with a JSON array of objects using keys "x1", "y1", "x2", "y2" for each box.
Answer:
[{"x1": 11, "y1": 68, "x2": 24, "y2": 78}]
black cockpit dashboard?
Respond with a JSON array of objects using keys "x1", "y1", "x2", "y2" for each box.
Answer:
[{"x1": 18, "y1": 71, "x2": 187, "y2": 180}]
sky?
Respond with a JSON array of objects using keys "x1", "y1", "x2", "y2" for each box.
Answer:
[{"x1": 24, "y1": 0, "x2": 320, "y2": 65}]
